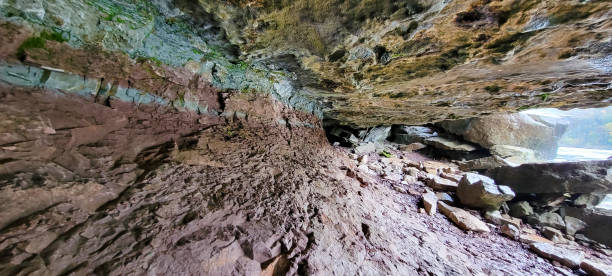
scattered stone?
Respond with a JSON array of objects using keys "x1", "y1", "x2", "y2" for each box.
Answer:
[
  {"x1": 436, "y1": 192, "x2": 454, "y2": 204},
  {"x1": 509, "y1": 201, "x2": 534, "y2": 218},
  {"x1": 457, "y1": 173, "x2": 515, "y2": 211},
  {"x1": 423, "y1": 191, "x2": 438, "y2": 216},
  {"x1": 501, "y1": 223, "x2": 520, "y2": 240},
  {"x1": 438, "y1": 202, "x2": 490, "y2": 233},
  {"x1": 520, "y1": 233, "x2": 553, "y2": 244},
  {"x1": 426, "y1": 176, "x2": 459, "y2": 192},
  {"x1": 528, "y1": 212, "x2": 566, "y2": 230},
  {"x1": 485, "y1": 210, "x2": 520, "y2": 228},
  {"x1": 530, "y1": 242, "x2": 584, "y2": 268},
  {"x1": 581, "y1": 260, "x2": 612, "y2": 276},
  {"x1": 543, "y1": 227, "x2": 566, "y2": 243},
  {"x1": 357, "y1": 155, "x2": 368, "y2": 164},
  {"x1": 564, "y1": 216, "x2": 587, "y2": 236},
  {"x1": 424, "y1": 136, "x2": 478, "y2": 152}
]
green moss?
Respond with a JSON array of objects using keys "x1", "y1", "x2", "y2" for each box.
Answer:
[
  {"x1": 540, "y1": 93, "x2": 550, "y2": 101},
  {"x1": 16, "y1": 31, "x2": 68, "y2": 60},
  {"x1": 192, "y1": 48, "x2": 203, "y2": 55},
  {"x1": 485, "y1": 32, "x2": 536, "y2": 54}
]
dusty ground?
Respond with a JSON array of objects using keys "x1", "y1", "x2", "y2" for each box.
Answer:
[{"x1": 0, "y1": 84, "x2": 597, "y2": 275}]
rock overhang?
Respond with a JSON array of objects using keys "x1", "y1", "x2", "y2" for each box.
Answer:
[{"x1": 1, "y1": 0, "x2": 611, "y2": 128}]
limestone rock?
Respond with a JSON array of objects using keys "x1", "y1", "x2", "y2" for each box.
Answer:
[
  {"x1": 528, "y1": 212, "x2": 566, "y2": 230},
  {"x1": 362, "y1": 126, "x2": 391, "y2": 144},
  {"x1": 438, "y1": 202, "x2": 490, "y2": 233},
  {"x1": 581, "y1": 260, "x2": 612, "y2": 276},
  {"x1": 457, "y1": 173, "x2": 515, "y2": 211},
  {"x1": 487, "y1": 160, "x2": 612, "y2": 194},
  {"x1": 439, "y1": 113, "x2": 567, "y2": 159},
  {"x1": 354, "y1": 143, "x2": 377, "y2": 155},
  {"x1": 392, "y1": 126, "x2": 437, "y2": 144},
  {"x1": 542, "y1": 227, "x2": 566, "y2": 244},
  {"x1": 426, "y1": 176, "x2": 458, "y2": 192},
  {"x1": 436, "y1": 192, "x2": 454, "y2": 204},
  {"x1": 457, "y1": 156, "x2": 512, "y2": 171},
  {"x1": 574, "y1": 194, "x2": 606, "y2": 208},
  {"x1": 520, "y1": 234, "x2": 553, "y2": 244},
  {"x1": 398, "y1": 142, "x2": 427, "y2": 152},
  {"x1": 424, "y1": 136, "x2": 478, "y2": 152},
  {"x1": 509, "y1": 201, "x2": 534, "y2": 218},
  {"x1": 485, "y1": 210, "x2": 520, "y2": 228},
  {"x1": 501, "y1": 224, "x2": 520, "y2": 240},
  {"x1": 490, "y1": 145, "x2": 539, "y2": 165},
  {"x1": 422, "y1": 191, "x2": 438, "y2": 216},
  {"x1": 530, "y1": 243, "x2": 584, "y2": 268},
  {"x1": 564, "y1": 216, "x2": 587, "y2": 236}
]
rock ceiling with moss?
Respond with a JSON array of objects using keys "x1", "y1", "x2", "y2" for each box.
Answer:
[{"x1": 1, "y1": 0, "x2": 611, "y2": 127}]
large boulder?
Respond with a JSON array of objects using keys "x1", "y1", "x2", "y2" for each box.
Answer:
[
  {"x1": 486, "y1": 160, "x2": 612, "y2": 194},
  {"x1": 565, "y1": 207, "x2": 612, "y2": 247},
  {"x1": 457, "y1": 173, "x2": 515, "y2": 211},
  {"x1": 362, "y1": 126, "x2": 391, "y2": 144},
  {"x1": 438, "y1": 113, "x2": 568, "y2": 159}
]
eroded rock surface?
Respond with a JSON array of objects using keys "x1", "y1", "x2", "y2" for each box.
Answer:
[{"x1": 0, "y1": 85, "x2": 567, "y2": 275}]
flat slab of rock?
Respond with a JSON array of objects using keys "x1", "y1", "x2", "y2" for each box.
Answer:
[
  {"x1": 581, "y1": 260, "x2": 612, "y2": 276},
  {"x1": 486, "y1": 160, "x2": 612, "y2": 194},
  {"x1": 426, "y1": 176, "x2": 458, "y2": 192},
  {"x1": 438, "y1": 202, "x2": 490, "y2": 233},
  {"x1": 424, "y1": 136, "x2": 478, "y2": 152},
  {"x1": 530, "y1": 243, "x2": 584, "y2": 268},
  {"x1": 520, "y1": 234, "x2": 553, "y2": 244}
]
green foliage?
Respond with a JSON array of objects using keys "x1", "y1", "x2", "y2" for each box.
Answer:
[
  {"x1": 380, "y1": 150, "x2": 392, "y2": 158},
  {"x1": 557, "y1": 107, "x2": 612, "y2": 149},
  {"x1": 540, "y1": 93, "x2": 550, "y2": 101}
]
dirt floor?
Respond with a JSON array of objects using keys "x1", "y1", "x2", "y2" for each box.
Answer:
[{"x1": 0, "y1": 84, "x2": 607, "y2": 275}]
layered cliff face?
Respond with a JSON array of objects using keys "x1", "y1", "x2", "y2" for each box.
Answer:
[
  {"x1": 1, "y1": 0, "x2": 611, "y2": 275},
  {"x1": 2, "y1": 0, "x2": 610, "y2": 127}
]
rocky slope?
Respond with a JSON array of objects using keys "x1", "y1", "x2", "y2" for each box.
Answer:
[{"x1": 1, "y1": 0, "x2": 612, "y2": 275}]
